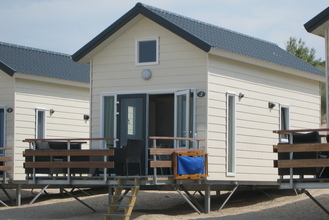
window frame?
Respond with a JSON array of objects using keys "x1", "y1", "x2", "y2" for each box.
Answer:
[
  {"x1": 35, "y1": 108, "x2": 46, "y2": 139},
  {"x1": 101, "y1": 94, "x2": 117, "y2": 149},
  {"x1": 279, "y1": 105, "x2": 290, "y2": 143},
  {"x1": 0, "y1": 107, "x2": 5, "y2": 155},
  {"x1": 135, "y1": 37, "x2": 159, "y2": 66},
  {"x1": 226, "y1": 92, "x2": 236, "y2": 176}
]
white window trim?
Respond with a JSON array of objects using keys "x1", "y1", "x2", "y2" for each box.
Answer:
[
  {"x1": 226, "y1": 92, "x2": 236, "y2": 176},
  {"x1": 135, "y1": 37, "x2": 159, "y2": 66},
  {"x1": 0, "y1": 106, "x2": 6, "y2": 156},
  {"x1": 100, "y1": 94, "x2": 117, "y2": 149},
  {"x1": 279, "y1": 105, "x2": 290, "y2": 143},
  {"x1": 35, "y1": 108, "x2": 46, "y2": 139},
  {"x1": 174, "y1": 89, "x2": 190, "y2": 149}
]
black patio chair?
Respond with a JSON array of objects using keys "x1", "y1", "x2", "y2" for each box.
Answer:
[{"x1": 125, "y1": 139, "x2": 143, "y2": 176}]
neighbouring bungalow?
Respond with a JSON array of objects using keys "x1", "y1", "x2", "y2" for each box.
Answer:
[
  {"x1": 0, "y1": 42, "x2": 90, "y2": 181},
  {"x1": 304, "y1": 6, "x2": 329, "y2": 126},
  {"x1": 72, "y1": 2, "x2": 325, "y2": 184}
]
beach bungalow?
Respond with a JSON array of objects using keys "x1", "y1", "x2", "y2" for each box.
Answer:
[
  {"x1": 304, "y1": 7, "x2": 329, "y2": 126},
  {"x1": 15, "y1": 3, "x2": 327, "y2": 216},
  {"x1": 0, "y1": 42, "x2": 90, "y2": 181},
  {"x1": 72, "y1": 2, "x2": 325, "y2": 184}
]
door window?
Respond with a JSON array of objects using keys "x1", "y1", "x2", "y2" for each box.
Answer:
[{"x1": 127, "y1": 105, "x2": 136, "y2": 135}]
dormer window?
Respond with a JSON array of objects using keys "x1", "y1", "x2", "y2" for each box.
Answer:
[{"x1": 136, "y1": 37, "x2": 159, "y2": 65}]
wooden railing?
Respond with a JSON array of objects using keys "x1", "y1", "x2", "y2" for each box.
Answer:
[
  {"x1": 273, "y1": 128, "x2": 329, "y2": 187},
  {"x1": 148, "y1": 136, "x2": 206, "y2": 184},
  {"x1": 23, "y1": 138, "x2": 116, "y2": 183},
  {"x1": 0, "y1": 148, "x2": 11, "y2": 183}
]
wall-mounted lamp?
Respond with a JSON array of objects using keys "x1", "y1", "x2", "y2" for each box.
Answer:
[
  {"x1": 6, "y1": 108, "x2": 13, "y2": 113},
  {"x1": 50, "y1": 109, "x2": 55, "y2": 114},
  {"x1": 83, "y1": 114, "x2": 90, "y2": 120},
  {"x1": 268, "y1": 102, "x2": 276, "y2": 109},
  {"x1": 141, "y1": 69, "x2": 152, "y2": 80},
  {"x1": 238, "y1": 92, "x2": 245, "y2": 99},
  {"x1": 197, "y1": 91, "x2": 206, "y2": 97}
]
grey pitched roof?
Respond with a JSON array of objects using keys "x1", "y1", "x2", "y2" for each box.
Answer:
[
  {"x1": 0, "y1": 42, "x2": 89, "y2": 83},
  {"x1": 304, "y1": 7, "x2": 329, "y2": 36},
  {"x1": 72, "y1": 2, "x2": 324, "y2": 78}
]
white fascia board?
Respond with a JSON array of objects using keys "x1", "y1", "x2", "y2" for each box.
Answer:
[
  {"x1": 209, "y1": 47, "x2": 326, "y2": 83},
  {"x1": 14, "y1": 72, "x2": 90, "y2": 88},
  {"x1": 309, "y1": 20, "x2": 329, "y2": 37},
  {"x1": 77, "y1": 15, "x2": 144, "y2": 64}
]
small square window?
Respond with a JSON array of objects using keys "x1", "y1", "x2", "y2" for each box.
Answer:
[{"x1": 136, "y1": 38, "x2": 158, "y2": 65}]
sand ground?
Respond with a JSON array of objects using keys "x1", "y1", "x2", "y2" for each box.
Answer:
[{"x1": 0, "y1": 187, "x2": 329, "y2": 219}]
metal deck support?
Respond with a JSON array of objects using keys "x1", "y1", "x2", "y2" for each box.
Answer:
[
  {"x1": 179, "y1": 185, "x2": 205, "y2": 213},
  {"x1": 253, "y1": 186, "x2": 275, "y2": 200},
  {"x1": 205, "y1": 184, "x2": 211, "y2": 213},
  {"x1": 289, "y1": 133, "x2": 294, "y2": 189},
  {"x1": 173, "y1": 186, "x2": 201, "y2": 214},
  {"x1": 0, "y1": 184, "x2": 15, "y2": 205},
  {"x1": 218, "y1": 184, "x2": 239, "y2": 212},
  {"x1": 16, "y1": 184, "x2": 21, "y2": 206},
  {"x1": 0, "y1": 198, "x2": 8, "y2": 207},
  {"x1": 61, "y1": 188, "x2": 96, "y2": 212},
  {"x1": 29, "y1": 185, "x2": 49, "y2": 205},
  {"x1": 303, "y1": 189, "x2": 329, "y2": 216},
  {"x1": 153, "y1": 138, "x2": 158, "y2": 185}
]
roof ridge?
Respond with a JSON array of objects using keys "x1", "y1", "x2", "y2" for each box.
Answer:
[
  {"x1": 140, "y1": 3, "x2": 278, "y2": 47},
  {"x1": 0, "y1": 41, "x2": 70, "y2": 58}
]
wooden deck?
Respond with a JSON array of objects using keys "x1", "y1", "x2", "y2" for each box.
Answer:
[
  {"x1": 273, "y1": 128, "x2": 329, "y2": 189},
  {"x1": 21, "y1": 137, "x2": 207, "y2": 185}
]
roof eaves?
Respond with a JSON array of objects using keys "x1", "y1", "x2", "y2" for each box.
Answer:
[
  {"x1": 138, "y1": 4, "x2": 211, "y2": 52},
  {"x1": 0, "y1": 60, "x2": 15, "y2": 76},
  {"x1": 72, "y1": 3, "x2": 211, "y2": 62},
  {"x1": 304, "y1": 7, "x2": 329, "y2": 33},
  {"x1": 72, "y1": 5, "x2": 142, "y2": 62}
]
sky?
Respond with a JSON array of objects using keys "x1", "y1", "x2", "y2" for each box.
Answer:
[{"x1": 0, "y1": 0, "x2": 327, "y2": 60}]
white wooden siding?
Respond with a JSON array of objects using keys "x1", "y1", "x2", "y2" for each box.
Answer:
[
  {"x1": 90, "y1": 17, "x2": 208, "y2": 148},
  {"x1": 13, "y1": 78, "x2": 90, "y2": 180},
  {"x1": 207, "y1": 54, "x2": 321, "y2": 182}
]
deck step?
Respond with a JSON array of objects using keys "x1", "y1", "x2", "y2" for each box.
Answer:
[
  {"x1": 107, "y1": 204, "x2": 133, "y2": 208},
  {"x1": 110, "y1": 185, "x2": 139, "y2": 189},
  {"x1": 108, "y1": 194, "x2": 136, "y2": 198},
  {"x1": 103, "y1": 213, "x2": 130, "y2": 217},
  {"x1": 106, "y1": 178, "x2": 140, "y2": 220}
]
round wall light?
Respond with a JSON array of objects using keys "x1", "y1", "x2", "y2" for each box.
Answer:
[{"x1": 141, "y1": 69, "x2": 152, "y2": 80}]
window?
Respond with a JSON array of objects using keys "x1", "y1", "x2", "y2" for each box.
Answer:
[
  {"x1": 280, "y1": 105, "x2": 290, "y2": 143},
  {"x1": 226, "y1": 93, "x2": 236, "y2": 176},
  {"x1": 136, "y1": 38, "x2": 158, "y2": 65},
  {"x1": 36, "y1": 109, "x2": 46, "y2": 139}
]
